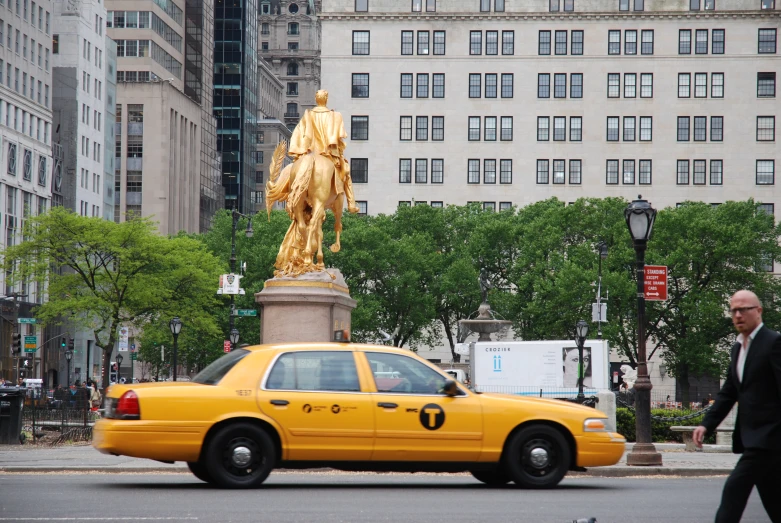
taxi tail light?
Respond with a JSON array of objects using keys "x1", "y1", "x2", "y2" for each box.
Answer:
[
  {"x1": 583, "y1": 418, "x2": 607, "y2": 432},
  {"x1": 115, "y1": 390, "x2": 141, "y2": 420}
]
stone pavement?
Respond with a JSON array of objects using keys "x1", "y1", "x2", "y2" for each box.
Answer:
[{"x1": 0, "y1": 442, "x2": 739, "y2": 476}]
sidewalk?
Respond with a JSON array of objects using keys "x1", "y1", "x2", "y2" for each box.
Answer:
[{"x1": 0, "y1": 442, "x2": 739, "y2": 476}]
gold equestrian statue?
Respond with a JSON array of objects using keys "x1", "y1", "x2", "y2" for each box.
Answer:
[{"x1": 266, "y1": 90, "x2": 359, "y2": 277}]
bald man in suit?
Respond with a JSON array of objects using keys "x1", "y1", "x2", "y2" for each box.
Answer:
[{"x1": 693, "y1": 290, "x2": 781, "y2": 522}]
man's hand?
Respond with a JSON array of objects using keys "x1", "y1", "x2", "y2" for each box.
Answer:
[{"x1": 692, "y1": 425, "x2": 708, "y2": 448}]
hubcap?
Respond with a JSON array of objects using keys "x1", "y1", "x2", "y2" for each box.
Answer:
[
  {"x1": 231, "y1": 446, "x2": 252, "y2": 468},
  {"x1": 529, "y1": 447, "x2": 549, "y2": 468}
]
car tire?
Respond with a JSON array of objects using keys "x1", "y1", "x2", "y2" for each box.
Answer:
[
  {"x1": 204, "y1": 423, "x2": 275, "y2": 489},
  {"x1": 470, "y1": 469, "x2": 511, "y2": 486},
  {"x1": 503, "y1": 424, "x2": 570, "y2": 489},
  {"x1": 187, "y1": 461, "x2": 213, "y2": 483}
]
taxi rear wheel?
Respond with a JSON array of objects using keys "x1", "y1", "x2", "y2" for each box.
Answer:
[
  {"x1": 504, "y1": 425, "x2": 570, "y2": 489},
  {"x1": 470, "y1": 469, "x2": 511, "y2": 486},
  {"x1": 187, "y1": 461, "x2": 213, "y2": 484},
  {"x1": 205, "y1": 423, "x2": 275, "y2": 489}
]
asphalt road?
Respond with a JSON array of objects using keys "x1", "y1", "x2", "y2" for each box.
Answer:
[{"x1": 0, "y1": 472, "x2": 770, "y2": 523}]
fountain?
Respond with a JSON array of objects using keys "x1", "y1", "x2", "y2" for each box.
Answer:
[{"x1": 458, "y1": 268, "x2": 512, "y2": 342}]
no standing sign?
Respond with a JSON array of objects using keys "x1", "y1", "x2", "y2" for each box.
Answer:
[{"x1": 644, "y1": 265, "x2": 668, "y2": 301}]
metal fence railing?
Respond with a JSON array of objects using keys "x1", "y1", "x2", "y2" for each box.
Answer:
[{"x1": 20, "y1": 398, "x2": 101, "y2": 444}]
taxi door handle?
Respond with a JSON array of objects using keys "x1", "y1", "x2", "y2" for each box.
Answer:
[
  {"x1": 377, "y1": 402, "x2": 398, "y2": 409},
  {"x1": 270, "y1": 399, "x2": 289, "y2": 406}
]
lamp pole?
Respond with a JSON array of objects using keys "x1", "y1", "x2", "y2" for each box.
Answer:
[
  {"x1": 596, "y1": 242, "x2": 608, "y2": 339},
  {"x1": 65, "y1": 349, "x2": 73, "y2": 386},
  {"x1": 228, "y1": 209, "x2": 253, "y2": 351},
  {"x1": 116, "y1": 352, "x2": 123, "y2": 384},
  {"x1": 575, "y1": 320, "x2": 589, "y2": 400},
  {"x1": 624, "y1": 195, "x2": 662, "y2": 466},
  {"x1": 169, "y1": 317, "x2": 182, "y2": 382},
  {"x1": 230, "y1": 328, "x2": 240, "y2": 352}
]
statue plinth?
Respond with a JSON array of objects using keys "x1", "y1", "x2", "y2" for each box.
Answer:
[{"x1": 255, "y1": 268, "x2": 356, "y2": 344}]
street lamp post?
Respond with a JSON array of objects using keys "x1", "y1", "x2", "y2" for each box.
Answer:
[
  {"x1": 169, "y1": 317, "x2": 182, "y2": 382},
  {"x1": 575, "y1": 320, "x2": 589, "y2": 400},
  {"x1": 596, "y1": 242, "x2": 608, "y2": 339},
  {"x1": 624, "y1": 195, "x2": 662, "y2": 466},
  {"x1": 229, "y1": 328, "x2": 240, "y2": 351},
  {"x1": 116, "y1": 352, "x2": 123, "y2": 384},
  {"x1": 64, "y1": 349, "x2": 73, "y2": 386},
  {"x1": 229, "y1": 209, "x2": 253, "y2": 351}
]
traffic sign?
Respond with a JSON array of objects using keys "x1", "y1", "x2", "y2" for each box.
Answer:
[
  {"x1": 644, "y1": 265, "x2": 668, "y2": 301},
  {"x1": 223, "y1": 340, "x2": 232, "y2": 353},
  {"x1": 236, "y1": 309, "x2": 257, "y2": 317},
  {"x1": 24, "y1": 335, "x2": 37, "y2": 352},
  {"x1": 130, "y1": 352, "x2": 138, "y2": 361},
  {"x1": 18, "y1": 318, "x2": 37, "y2": 324}
]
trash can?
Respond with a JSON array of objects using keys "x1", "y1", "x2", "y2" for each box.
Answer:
[{"x1": 0, "y1": 387, "x2": 26, "y2": 444}]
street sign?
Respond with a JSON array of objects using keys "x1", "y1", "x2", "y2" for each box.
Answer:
[
  {"x1": 24, "y1": 335, "x2": 37, "y2": 352},
  {"x1": 130, "y1": 352, "x2": 138, "y2": 361},
  {"x1": 223, "y1": 340, "x2": 232, "y2": 353},
  {"x1": 236, "y1": 309, "x2": 257, "y2": 317},
  {"x1": 591, "y1": 303, "x2": 607, "y2": 323},
  {"x1": 644, "y1": 265, "x2": 668, "y2": 301},
  {"x1": 18, "y1": 318, "x2": 37, "y2": 324}
]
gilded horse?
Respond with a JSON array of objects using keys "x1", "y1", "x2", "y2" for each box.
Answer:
[{"x1": 265, "y1": 140, "x2": 346, "y2": 276}]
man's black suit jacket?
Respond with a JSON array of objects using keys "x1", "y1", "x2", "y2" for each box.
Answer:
[{"x1": 702, "y1": 325, "x2": 781, "y2": 453}]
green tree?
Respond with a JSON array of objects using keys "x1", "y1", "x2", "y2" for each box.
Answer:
[{"x1": 2, "y1": 208, "x2": 223, "y2": 388}]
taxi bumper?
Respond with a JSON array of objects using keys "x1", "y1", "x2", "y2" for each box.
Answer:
[
  {"x1": 574, "y1": 432, "x2": 626, "y2": 468},
  {"x1": 93, "y1": 419, "x2": 205, "y2": 463}
]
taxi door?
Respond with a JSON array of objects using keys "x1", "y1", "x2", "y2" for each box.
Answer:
[
  {"x1": 359, "y1": 351, "x2": 483, "y2": 462},
  {"x1": 257, "y1": 350, "x2": 375, "y2": 462}
]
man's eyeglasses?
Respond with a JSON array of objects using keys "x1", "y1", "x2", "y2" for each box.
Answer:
[{"x1": 729, "y1": 306, "x2": 758, "y2": 316}]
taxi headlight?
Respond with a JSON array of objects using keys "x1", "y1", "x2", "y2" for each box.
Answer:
[{"x1": 583, "y1": 418, "x2": 607, "y2": 432}]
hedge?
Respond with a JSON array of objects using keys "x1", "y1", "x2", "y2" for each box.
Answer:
[{"x1": 616, "y1": 408, "x2": 717, "y2": 444}]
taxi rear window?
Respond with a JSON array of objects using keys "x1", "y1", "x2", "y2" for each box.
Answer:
[{"x1": 192, "y1": 349, "x2": 249, "y2": 385}]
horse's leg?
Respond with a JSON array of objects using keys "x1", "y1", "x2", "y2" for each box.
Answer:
[
  {"x1": 305, "y1": 199, "x2": 326, "y2": 268},
  {"x1": 330, "y1": 192, "x2": 345, "y2": 253}
]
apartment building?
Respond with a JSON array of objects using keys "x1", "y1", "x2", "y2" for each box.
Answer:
[
  {"x1": 107, "y1": 0, "x2": 221, "y2": 234},
  {"x1": 320, "y1": 0, "x2": 780, "y2": 221},
  {"x1": 0, "y1": 0, "x2": 55, "y2": 383},
  {"x1": 259, "y1": 0, "x2": 321, "y2": 130}
]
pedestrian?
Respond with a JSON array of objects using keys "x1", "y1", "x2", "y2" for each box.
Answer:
[
  {"x1": 0, "y1": 377, "x2": 6, "y2": 387},
  {"x1": 90, "y1": 382, "x2": 102, "y2": 411},
  {"x1": 75, "y1": 380, "x2": 90, "y2": 410},
  {"x1": 692, "y1": 290, "x2": 781, "y2": 522}
]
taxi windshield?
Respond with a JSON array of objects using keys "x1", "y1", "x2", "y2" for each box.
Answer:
[{"x1": 192, "y1": 349, "x2": 249, "y2": 385}]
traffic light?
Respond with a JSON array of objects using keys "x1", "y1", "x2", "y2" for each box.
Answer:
[
  {"x1": 60, "y1": 338, "x2": 67, "y2": 348},
  {"x1": 67, "y1": 338, "x2": 75, "y2": 351},
  {"x1": 11, "y1": 333, "x2": 21, "y2": 353}
]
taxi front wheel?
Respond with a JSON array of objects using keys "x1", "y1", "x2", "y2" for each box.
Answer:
[
  {"x1": 503, "y1": 425, "x2": 570, "y2": 489},
  {"x1": 205, "y1": 422, "x2": 276, "y2": 489}
]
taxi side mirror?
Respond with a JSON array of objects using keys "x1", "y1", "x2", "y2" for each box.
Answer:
[{"x1": 443, "y1": 379, "x2": 459, "y2": 397}]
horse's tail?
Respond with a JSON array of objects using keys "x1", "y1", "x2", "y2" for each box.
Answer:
[
  {"x1": 266, "y1": 140, "x2": 289, "y2": 220},
  {"x1": 287, "y1": 157, "x2": 313, "y2": 215}
]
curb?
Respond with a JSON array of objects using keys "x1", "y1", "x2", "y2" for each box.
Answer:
[{"x1": 0, "y1": 466, "x2": 189, "y2": 473}]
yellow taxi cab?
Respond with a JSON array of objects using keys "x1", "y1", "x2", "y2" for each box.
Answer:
[{"x1": 94, "y1": 343, "x2": 625, "y2": 489}]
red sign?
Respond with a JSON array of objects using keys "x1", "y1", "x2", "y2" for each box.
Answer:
[
  {"x1": 644, "y1": 265, "x2": 668, "y2": 301},
  {"x1": 223, "y1": 340, "x2": 232, "y2": 353}
]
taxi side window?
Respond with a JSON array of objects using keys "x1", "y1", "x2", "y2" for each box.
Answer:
[
  {"x1": 265, "y1": 351, "x2": 360, "y2": 392},
  {"x1": 366, "y1": 352, "x2": 448, "y2": 395}
]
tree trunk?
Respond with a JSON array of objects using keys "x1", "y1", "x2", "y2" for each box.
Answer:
[
  {"x1": 442, "y1": 319, "x2": 460, "y2": 363},
  {"x1": 677, "y1": 365, "x2": 690, "y2": 406}
]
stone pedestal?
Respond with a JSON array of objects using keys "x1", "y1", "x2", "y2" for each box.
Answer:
[{"x1": 255, "y1": 269, "x2": 357, "y2": 344}]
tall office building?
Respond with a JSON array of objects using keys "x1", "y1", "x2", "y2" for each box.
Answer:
[
  {"x1": 107, "y1": 0, "x2": 221, "y2": 234},
  {"x1": 321, "y1": 0, "x2": 780, "y2": 219},
  {"x1": 258, "y1": 0, "x2": 321, "y2": 130},
  {"x1": 0, "y1": 0, "x2": 55, "y2": 384},
  {"x1": 214, "y1": 0, "x2": 258, "y2": 212}
]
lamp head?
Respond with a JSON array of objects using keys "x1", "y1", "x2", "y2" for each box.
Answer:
[
  {"x1": 169, "y1": 316, "x2": 183, "y2": 335},
  {"x1": 116, "y1": 352, "x2": 124, "y2": 365},
  {"x1": 65, "y1": 350, "x2": 73, "y2": 361},
  {"x1": 624, "y1": 195, "x2": 657, "y2": 243},
  {"x1": 599, "y1": 242, "x2": 608, "y2": 260},
  {"x1": 245, "y1": 218, "x2": 254, "y2": 238},
  {"x1": 576, "y1": 319, "x2": 589, "y2": 340},
  {"x1": 229, "y1": 328, "x2": 240, "y2": 345}
]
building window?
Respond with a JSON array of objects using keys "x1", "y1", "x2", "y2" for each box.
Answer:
[
  {"x1": 355, "y1": 0, "x2": 368, "y2": 12},
  {"x1": 400, "y1": 116, "x2": 412, "y2": 140},
  {"x1": 679, "y1": 30, "x2": 691, "y2": 54},
  {"x1": 758, "y1": 72, "x2": 776, "y2": 97},
  {"x1": 431, "y1": 201, "x2": 444, "y2": 208},
  {"x1": 677, "y1": 160, "x2": 690, "y2": 184},
  {"x1": 607, "y1": 117, "x2": 619, "y2": 141},
  {"x1": 677, "y1": 117, "x2": 690, "y2": 141},
  {"x1": 690, "y1": 0, "x2": 700, "y2": 9},
  {"x1": 569, "y1": 160, "x2": 582, "y2": 184},
  {"x1": 501, "y1": 74, "x2": 513, "y2": 98},
  {"x1": 485, "y1": 74, "x2": 497, "y2": 98},
  {"x1": 620, "y1": 0, "x2": 629, "y2": 9},
  {"x1": 416, "y1": 116, "x2": 428, "y2": 140},
  {"x1": 432, "y1": 117, "x2": 444, "y2": 141},
  {"x1": 554, "y1": 74, "x2": 566, "y2": 98},
  {"x1": 427, "y1": 0, "x2": 436, "y2": 12},
  {"x1": 572, "y1": 30, "x2": 583, "y2": 55},
  {"x1": 710, "y1": 160, "x2": 723, "y2": 184},
  {"x1": 417, "y1": 31, "x2": 430, "y2": 55},
  {"x1": 352, "y1": 73, "x2": 369, "y2": 98},
  {"x1": 553, "y1": 160, "x2": 565, "y2": 184},
  {"x1": 537, "y1": 160, "x2": 550, "y2": 184},
  {"x1": 412, "y1": 0, "x2": 421, "y2": 11},
  {"x1": 712, "y1": 29, "x2": 725, "y2": 54},
  {"x1": 480, "y1": 0, "x2": 490, "y2": 11},
  {"x1": 539, "y1": 31, "x2": 551, "y2": 55},
  {"x1": 608, "y1": 30, "x2": 620, "y2": 55},
  {"x1": 537, "y1": 117, "x2": 550, "y2": 141},
  {"x1": 400, "y1": 73, "x2": 413, "y2": 98},
  {"x1": 693, "y1": 160, "x2": 707, "y2": 185},
  {"x1": 758, "y1": 116, "x2": 775, "y2": 141},
  {"x1": 401, "y1": 31, "x2": 413, "y2": 55},
  {"x1": 399, "y1": 159, "x2": 411, "y2": 183},
  {"x1": 570, "y1": 117, "x2": 582, "y2": 141},
  {"x1": 693, "y1": 116, "x2": 707, "y2": 141},
  {"x1": 434, "y1": 31, "x2": 446, "y2": 55},
  {"x1": 623, "y1": 116, "x2": 636, "y2": 141},
  {"x1": 469, "y1": 74, "x2": 481, "y2": 98},
  {"x1": 500, "y1": 159, "x2": 512, "y2": 184},
  {"x1": 759, "y1": 29, "x2": 776, "y2": 54},
  {"x1": 762, "y1": 0, "x2": 775, "y2": 9},
  {"x1": 623, "y1": 160, "x2": 635, "y2": 184},
  {"x1": 694, "y1": 73, "x2": 707, "y2": 98},
  {"x1": 711, "y1": 73, "x2": 724, "y2": 98},
  {"x1": 641, "y1": 30, "x2": 654, "y2": 54},
  {"x1": 502, "y1": 31, "x2": 514, "y2": 55},
  {"x1": 570, "y1": 73, "x2": 583, "y2": 98},
  {"x1": 484, "y1": 159, "x2": 496, "y2": 184},
  {"x1": 486, "y1": 31, "x2": 498, "y2": 55},
  {"x1": 625, "y1": 30, "x2": 637, "y2": 55},
  {"x1": 470, "y1": 31, "x2": 482, "y2": 55},
  {"x1": 468, "y1": 117, "x2": 480, "y2": 141},
  {"x1": 352, "y1": 31, "x2": 370, "y2": 55},
  {"x1": 555, "y1": 30, "x2": 567, "y2": 55},
  {"x1": 608, "y1": 73, "x2": 620, "y2": 98},
  {"x1": 711, "y1": 116, "x2": 723, "y2": 141},
  {"x1": 695, "y1": 29, "x2": 708, "y2": 54},
  {"x1": 678, "y1": 73, "x2": 691, "y2": 98},
  {"x1": 640, "y1": 117, "x2": 653, "y2": 141},
  {"x1": 499, "y1": 202, "x2": 512, "y2": 211},
  {"x1": 415, "y1": 159, "x2": 428, "y2": 183},
  {"x1": 287, "y1": 62, "x2": 299, "y2": 76},
  {"x1": 553, "y1": 117, "x2": 566, "y2": 141},
  {"x1": 606, "y1": 160, "x2": 619, "y2": 184},
  {"x1": 640, "y1": 73, "x2": 653, "y2": 98},
  {"x1": 757, "y1": 160, "x2": 775, "y2": 184},
  {"x1": 468, "y1": 159, "x2": 480, "y2": 184},
  {"x1": 351, "y1": 116, "x2": 369, "y2": 140},
  {"x1": 549, "y1": 0, "x2": 559, "y2": 11},
  {"x1": 501, "y1": 116, "x2": 513, "y2": 141},
  {"x1": 433, "y1": 74, "x2": 445, "y2": 98},
  {"x1": 432, "y1": 159, "x2": 444, "y2": 183},
  {"x1": 624, "y1": 73, "x2": 636, "y2": 98},
  {"x1": 287, "y1": 82, "x2": 298, "y2": 95},
  {"x1": 639, "y1": 160, "x2": 652, "y2": 185},
  {"x1": 416, "y1": 73, "x2": 429, "y2": 98}
]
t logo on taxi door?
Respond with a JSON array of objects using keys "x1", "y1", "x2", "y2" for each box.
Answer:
[{"x1": 419, "y1": 403, "x2": 445, "y2": 430}]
